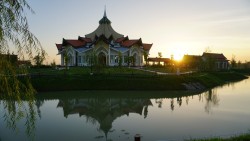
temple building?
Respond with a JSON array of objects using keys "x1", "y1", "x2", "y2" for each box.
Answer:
[{"x1": 56, "y1": 10, "x2": 152, "y2": 67}]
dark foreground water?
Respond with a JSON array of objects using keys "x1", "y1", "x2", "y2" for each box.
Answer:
[{"x1": 0, "y1": 78, "x2": 250, "y2": 141}]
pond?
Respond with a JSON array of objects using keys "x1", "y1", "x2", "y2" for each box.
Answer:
[{"x1": 0, "y1": 78, "x2": 250, "y2": 141}]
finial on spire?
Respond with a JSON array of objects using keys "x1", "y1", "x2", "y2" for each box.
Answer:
[
  {"x1": 104, "y1": 5, "x2": 107, "y2": 17},
  {"x1": 99, "y1": 5, "x2": 111, "y2": 24}
]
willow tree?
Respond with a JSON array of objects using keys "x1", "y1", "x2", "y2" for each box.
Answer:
[
  {"x1": 0, "y1": 0, "x2": 41, "y2": 139},
  {"x1": 0, "y1": 0, "x2": 42, "y2": 97}
]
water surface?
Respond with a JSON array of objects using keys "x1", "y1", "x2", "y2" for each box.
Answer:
[{"x1": 0, "y1": 78, "x2": 250, "y2": 141}]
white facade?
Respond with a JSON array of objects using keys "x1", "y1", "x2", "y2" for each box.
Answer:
[
  {"x1": 59, "y1": 43, "x2": 145, "y2": 67},
  {"x1": 56, "y1": 10, "x2": 151, "y2": 67}
]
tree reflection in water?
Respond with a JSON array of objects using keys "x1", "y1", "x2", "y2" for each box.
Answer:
[
  {"x1": 185, "y1": 96, "x2": 189, "y2": 105},
  {"x1": 0, "y1": 92, "x2": 38, "y2": 141},
  {"x1": 203, "y1": 89, "x2": 220, "y2": 114},
  {"x1": 165, "y1": 89, "x2": 220, "y2": 113},
  {"x1": 177, "y1": 97, "x2": 182, "y2": 107},
  {"x1": 35, "y1": 100, "x2": 44, "y2": 119},
  {"x1": 155, "y1": 99, "x2": 163, "y2": 108},
  {"x1": 170, "y1": 98, "x2": 174, "y2": 111}
]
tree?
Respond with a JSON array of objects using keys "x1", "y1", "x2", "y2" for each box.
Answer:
[
  {"x1": 87, "y1": 50, "x2": 98, "y2": 74},
  {"x1": 130, "y1": 56, "x2": 135, "y2": 66},
  {"x1": 237, "y1": 60, "x2": 242, "y2": 69},
  {"x1": 243, "y1": 60, "x2": 249, "y2": 69},
  {"x1": 33, "y1": 49, "x2": 46, "y2": 67},
  {"x1": 118, "y1": 51, "x2": 122, "y2": 67},
  {"x1": 51, "y1": 59, "x2": 57, "y2": 69},
  {"x1": 143, "y1": 50, "x2": 149, "y2": 66},
  {"x1": 231, "y1": 55, "x2": 237, "y2": 69},
  {"x1": 158, "y1": 52, "x2": 162, "y2": 58},
  {"x1": 158, "y1": 52, "x2": 162, "y2": 65},
  {"x1": 0, "y1": 1, "x2": 41, "y2": 139},
  {"x1": 204, "y1": 46, "x2": 212, "y2": 53},
  {"x1": 0, "y1": 0, "x2": 42, "y2": 96},
  {"x1": 124, "y1": 56, "x2": 135, "y2": 67},
  {"x1": 63, "y1": 47, "x2": 70, "y2": 70}
]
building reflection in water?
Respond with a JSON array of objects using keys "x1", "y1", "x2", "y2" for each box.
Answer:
[
  {"x1": 57, "y1": 98, "x2": 153, "y2": 139},
  {"x1": 1, "y1": 83, "x2": 241, "y2": 141},
  {"x1": 56, "y1": 89, "x2": 220, "y2": 139}
]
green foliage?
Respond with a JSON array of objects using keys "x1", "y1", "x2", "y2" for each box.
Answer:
[
  {"x1": 143, "y1": 50, "x2": 149, "y2": 66},
  {"x1": 63, "y1": 47, "x2": 70, "y2": 69},
  {"x1": 0, "y1": 0, "x2": 41, "y2": 57},
  {"x1": 50, "y1": 59, "x2": 56, "y2": 69},
  {"x1": 33, "y1": 49, "x2": 46, "y2": 67},
  {"x1": 0, "y1": 56, "x2": 36, "y2": 97},
  {"x1": 28, "y1": 67, "x2": 247, "y2": 91},
  {"x1": 204, "y1": 46, "x2": 212, "y2": 53},
  {"x1": 158, "y1": 52, "x2": 162, "y2": 58},
  {"x1": 124, "y1": 56, "x2": 135, "y2": 67},
  {"x1": 118, "y1": 51, "x2": 122, "y2": 67},
  {"x1": 231, "y1": 55, "x2": 237, "y2": 69},
  {"x1": 232, "y1": 68, "x2": 250, "y2": 75},
  {"x1": 130, "y1": 56, "x2": 135, "y2": 66},
  {"x1": 237, "y1": 60, "x2": 242, "y2": 68},
  {"x1": 0, "y1": 0, "x2": 42, "y2": 95},
  {"x1": 0, "y1": 1, "x2": 39, "y2": 140},
  {"x1": 187, "y1": 133, "x2": 250, "y2": 141},
  {"x1": 87, "y1": 50, "x2": 100, "y2": 73}
]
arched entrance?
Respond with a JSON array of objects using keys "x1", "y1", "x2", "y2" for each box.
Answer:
[
  {"x1": 98, "y1": 52, "x2": 106, "y2": 66},
  {"x1": 67, "y1": 54, "x2": 74, "y2": 66},
  {"x1": 132, "y1": 53, "x2": 138, "y2": 66}
]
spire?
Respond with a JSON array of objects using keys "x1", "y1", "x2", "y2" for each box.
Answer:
[
  {"x1": 104, "y1": 5, "x2": 107, "y2": 17},
  {"x1": 99, "y1": 6, "x2": 111, "y2": 24}
]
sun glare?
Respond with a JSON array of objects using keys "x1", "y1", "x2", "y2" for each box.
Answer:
[
  {"x1": 173, "y1": 53, "x2": 183, "y2": 61},
  {"x1": 171, "y1": 43, "x2": 187, "y2": 61}
]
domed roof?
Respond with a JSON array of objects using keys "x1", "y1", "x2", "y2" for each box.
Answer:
[
  {"x1": 85, "y1": 9, "x2": 124, "y2": 40},
  {"x1": 99, "y1": 10, "x2": 111, "y2": 24}
]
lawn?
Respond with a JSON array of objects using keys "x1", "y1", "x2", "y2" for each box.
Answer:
[
  {"x1": 28, "y1": 66, "x2": 153, "y2": 75},
  {"x1": 187, "y1": 133, "x2": 250, "y2": 141},
  {"x1": 25, "y1": 66, "x2": 248, "y2": 91},
  {"x1": 144, "y1": 66, "x2": 196, "y2": 73}
]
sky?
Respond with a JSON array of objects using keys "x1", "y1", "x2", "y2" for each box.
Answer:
[{"x1": 24, "y1": 0, "x2": 250, "y2": 64}]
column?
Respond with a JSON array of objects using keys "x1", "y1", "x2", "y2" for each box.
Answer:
[
  {"x1": 61, "y1": 53, "x2": 64, "y2": 66},
  {"x1": 109, "y1": 46, "x2": 110, "y2": 66}
]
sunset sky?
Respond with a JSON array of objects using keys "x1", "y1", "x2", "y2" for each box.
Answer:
[{"x1": 25, "y1": 0, "x2": 250, "y2": 64}]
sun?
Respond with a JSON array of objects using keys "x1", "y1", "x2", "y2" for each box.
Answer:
[
  {"x1": 172, "y1": 52, "x2": 184, "y2": 61},
  {"x1": 171, "y1": 44, "x2": 187, "y2": 61}
]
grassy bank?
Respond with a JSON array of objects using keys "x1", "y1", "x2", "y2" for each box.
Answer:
[
  {"x1": 28, "y1": 67, "x2": 248, "y2": 91},
  {"x1": 187, "y1": 133, "x2": 250, "y2": 141},
  {"x1": 231, "y1": 68, "x2": 250, "y2": 75}
]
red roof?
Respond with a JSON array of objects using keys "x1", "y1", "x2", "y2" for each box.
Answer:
[
  {"x1": 56, "y1": 44, "x2": 63, "y2": 50},
  {"x1": 115, "y1": 36, "x2": 128, "y2": 43},
  {"x1": 63, "y1": 39, "x2": 86, "y2": 47},
  {"x1": 115, "y1": 37, "x2": 125, "y2": 43},
  {"x1": 142, "y1": 43, "x2": 152, "y2": 51},
  {"x1": 202, "y1": 53, "x2": 228, "y2": 61},
  {"x1": 78, "y1": 36, "x2": 92, "y2": 43},
  {"x1": 121, "y1": 39, "x2": 142, "y2": 47}
]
